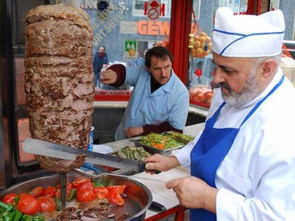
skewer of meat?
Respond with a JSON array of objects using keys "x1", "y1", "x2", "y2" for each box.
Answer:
[{"x1": 24, "y1": 3, "x2": 94, "y2": 172}]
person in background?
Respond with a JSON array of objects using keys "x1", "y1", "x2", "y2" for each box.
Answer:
[
  {"x1": 93, "y1": 46, "x2": 109, "y2": 86},
  {"x1": 100, "y1": 46, "x2": 189, "y2": 140},
  {"x1": 144, "y1": 7, "x2": 295, "y2": 220}
]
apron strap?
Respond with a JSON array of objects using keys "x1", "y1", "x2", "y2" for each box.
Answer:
[
  {"x1": 240, "y1": 75, "x2": 284, "y2": 127},
  {"x1": 206, "y1": 102, "x2": 226, "y2": 127}
]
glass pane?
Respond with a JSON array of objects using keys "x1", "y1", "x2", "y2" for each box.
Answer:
[
  {"x1": 188, "y1": 0, "x2": 216, "y2": 108},
  {"x1": 218, "y1": 0, "x2": 248, "y2": 13},
  {"x1": 83, "y1": 0, "x2": 172, "y2": 94}
]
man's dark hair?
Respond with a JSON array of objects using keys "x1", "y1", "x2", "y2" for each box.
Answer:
[{"x1": 145, "y1": 46, "x2": 173, "y2": 68}]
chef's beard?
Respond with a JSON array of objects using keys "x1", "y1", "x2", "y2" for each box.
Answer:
[{"x1": 221, "y1": 65, "x2": 261, "y2": 107}]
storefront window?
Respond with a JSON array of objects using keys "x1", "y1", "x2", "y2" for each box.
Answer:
[
  {"x1": 132, "y1": 0, "x2": 171, "y2": 18},
  {"x1": 82, "y1": 0, "x2": 171, "y2": 98},
  {"x1": 188, "y1": 0, "x2": 249, "y2": 108}
]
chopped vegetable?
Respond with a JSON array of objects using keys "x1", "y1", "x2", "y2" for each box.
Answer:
[
  {"x1": 165, "y1": 131, "x2": 194, "y2": 144},
  {"x1": 107, "y1": 185, "x2": 126, "y2": 206},
  {"x1": 93, "y1": 187, "x2": 109, "y2": 199},
  {"x1": 36, "y1": 196, "x2": 56, "y2": 213},
  {"x1": 75, "y1": 189, "x2": 96, "y2": 202},
  {"x1": 17, "y1": 193, "x2": 40, "y2": 215},
  {"x1": 2, "y1": 193, "x2": 19, "y2": 206},
  {"x1": 30, "y1": 187, "x2": 44, "y2": 197},
  {"x1": 12, "y1": 210, "x2": 22, "y2": 221},
  {"x1": 113, "y1": 146, "x2": 151, "y2": 160},
  {"x1": 140, "y1": 133, "x2": 183, "y2": 150},
  {"x1": 66, "y1": 189, "x2": 77, "y2": 202},
  {"x1": 0, "y1": 201, "x2": 22, "y2": 221}
]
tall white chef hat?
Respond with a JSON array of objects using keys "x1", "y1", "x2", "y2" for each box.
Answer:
[{"x1": 212, "y1": 7, "x2": 285, "y2": 57}]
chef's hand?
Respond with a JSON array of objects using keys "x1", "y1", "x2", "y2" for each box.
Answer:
[
  {"x1": 125, "y1": 126, "x2": 143, "y2": 138},
  {"x1": 144, "y1": 154, "x2": 180, "y2": 172},
  {"x1": 166, "y1": 176, "x2": 218, "y2": 213},
  {"x1": 100, "y1": 69, "x2": 117, "y2": 84}
]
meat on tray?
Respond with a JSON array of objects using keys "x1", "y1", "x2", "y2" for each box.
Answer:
[{"x1": 24, "y1": 3, "x2": 94, "y2": 172}]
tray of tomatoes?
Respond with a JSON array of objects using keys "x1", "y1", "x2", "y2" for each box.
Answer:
[{"x1": 189, "y1": 85, "x2": 213, "y2": 108}]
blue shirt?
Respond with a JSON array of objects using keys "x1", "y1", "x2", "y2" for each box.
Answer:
[
  {"x1": 115, "y1": 64, "x2": 189, "y2": 140},
  {"x1": 93, "y1": 52, "x2": 109, "y2": 82}
]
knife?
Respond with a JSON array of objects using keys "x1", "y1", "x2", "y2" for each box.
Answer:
[{"x1": 23, "y1": 138, "x2": 146, "y2": 173}]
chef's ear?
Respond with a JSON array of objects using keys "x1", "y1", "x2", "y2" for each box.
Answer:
[{"x1": 260, "y1": 58, "x2": 278, "y2": 77}]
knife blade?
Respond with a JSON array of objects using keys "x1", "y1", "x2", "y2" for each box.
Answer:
[{"x1": 23, "y1": 138, "x2": 145, "y2": 173}]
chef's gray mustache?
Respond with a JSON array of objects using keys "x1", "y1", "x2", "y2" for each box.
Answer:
[
  {"x1": 211, "y1": 82, "x2": 223, "y2": 89},
  {"x1": 211, "y1": 82, "x2": 231, "y2": 91}
]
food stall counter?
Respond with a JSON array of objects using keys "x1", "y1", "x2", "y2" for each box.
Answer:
[
  {"x1": 94, "y1": 101, "x2": 209, "y2": 117},
  {"x1": 99, "y1": 123, "x2": 205, "y2": 220}
]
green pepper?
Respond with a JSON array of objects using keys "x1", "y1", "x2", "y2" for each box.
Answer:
[
  {"x1": 20, "y1": 215, "x2": 33, "y2": 221},
  {"x1": 0, "y1": 201, "x2": 16, "y2": 221},
  {"x1": 12, "y1": 210, "x2": 22, "y2": 221},
  {"x1": 13, "y1": 197, "x2": 19, "y2": 206},
  {"x1": 3, "y1": 210, "x2": 16, "y2": 221},
  {"x1": 93, "y1": 181, "x2": 104, "y2": 187},
  {"x1": 66, "y1": 188, "x2": 77, "y2": 201},
  {"x1": 0, "y1": 202, "x2": 13, "y2": 213},
  {"x1": 32, "y1": 215, "x2": 44, "y2": 221},
  {"x1": 0, "y1": 207, "x2": 5, "y2": 215}
]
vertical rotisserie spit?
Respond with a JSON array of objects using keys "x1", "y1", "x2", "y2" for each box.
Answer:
[{"x1": 24, "y1": 4, "x2": 94, "y2": 172}]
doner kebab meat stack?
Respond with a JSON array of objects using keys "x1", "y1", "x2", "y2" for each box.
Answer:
[{"x1": 24, "y1": 4, "x2": 94, "y2": 172}]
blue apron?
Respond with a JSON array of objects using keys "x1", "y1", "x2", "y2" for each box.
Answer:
[{"x1": 190, "y1": 76, "x2": 284, "y2": 221}]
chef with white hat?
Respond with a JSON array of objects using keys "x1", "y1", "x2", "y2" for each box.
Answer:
[{"x1": 145, "y1": 7, "x2": 295, "y2": 221}]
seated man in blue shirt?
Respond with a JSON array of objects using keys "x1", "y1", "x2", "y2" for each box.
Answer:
[{"x1": 100, "y1": 46, "x2": 189, "y2": 140}]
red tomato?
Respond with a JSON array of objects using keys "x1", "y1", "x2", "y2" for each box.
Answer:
[
  {"x1": 76, "y1": 181, "x2": 93, "y2": 191},
  {"x1": 2, "y1": 193, "x2": 19, "y2": 205},
  {"x1": 72, "y1": 177, "x2": 91, "y2": 189},
  {"x1": 43, "y1": 186, "x2": 57, "y2": 197},
  {"x1": 30, "y1": 186, "x2": 44, "y2": 197},
  {"x1": 108, "y1": 190, "x2": 125, "y2": 206},
  {"x1": 93, "y1": 187, "x2": 109, "y2": 199},
  {"x1": 37, "y1": 196, "x2": 56, "y2": 212},
  {"x1": 107, "y1": 185, "x2": 126, "y2": 195},
  {"x1": 17, "y1": 193, "x2": 40, "y2": 215},
  {"x1": 76, "y1": 189, "x2": 96, "y2": 202},
  {"x1": 55, "y1": 183, "x2": 73, "y2": 198},
  {"x1": 107, "y1": 185, "x2": 126, "y2": 206}
]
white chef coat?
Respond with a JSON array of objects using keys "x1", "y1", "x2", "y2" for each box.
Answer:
[
  {"x1": 175, "y1": 68, "x2": 295, "y2": 220},
  {"x1": 115, "y1": 64, "x2": 189, "y2": 140}
]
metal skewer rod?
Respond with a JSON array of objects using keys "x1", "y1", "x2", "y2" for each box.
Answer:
[{"x1": 59, "y1": 172, "x2": 67, "y2": 209}]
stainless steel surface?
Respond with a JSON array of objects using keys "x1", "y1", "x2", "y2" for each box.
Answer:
[
  {"x1": 0, "y1": 173, "x2": 152, "y2": 221},
  {"x1": 73, "y1": 168, "x2": 162, "y2": 183},
  {"x1": 23, "y1": 138, "x2": 145, "y2": 173}
]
